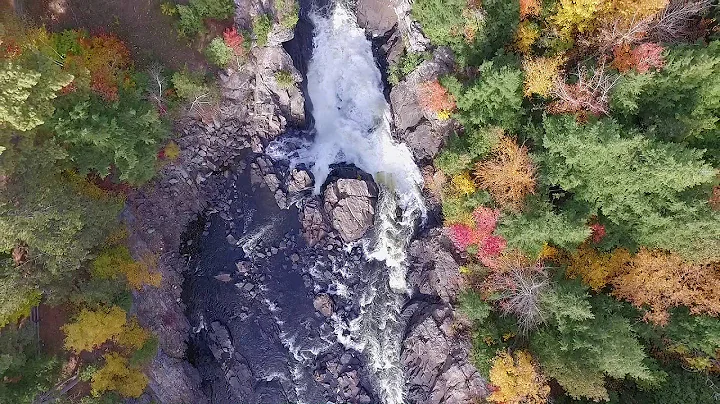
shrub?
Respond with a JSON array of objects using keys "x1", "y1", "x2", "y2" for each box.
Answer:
[
  {"x1": 171, "y1": 71, "x2": 210, "y2": 101},
  {"x1": 223, "y1": 27, "x2": 244, "y2": 56},
  {"x1": 274, "y1": 70, "x2": 294, "y2": 88},
  {"x1": 276, "y1": 0, "x2": 299, "y2": 29},
  {"x1": 252, "y1": 15, "x2": 273, "y2": 46},
  {"x1": 388, "y1": 51, "x2": 427, "y2": 85},
  {"x1": 91, "y1": 353, "x2": 148, "y2": 398},
  {"x1": 205, "y1": 37, "x2": 234, "y2": 67},
  {"x1": 417, "y1": 79, "x2": 456, "y2": 115},
  {"x1": 191, "y1": 0, "x2": 235, "y2": 19}
]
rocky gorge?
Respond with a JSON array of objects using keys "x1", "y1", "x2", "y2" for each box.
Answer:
[{"x1": 125, "y1": 0, "x2": 488, "y2": 403}]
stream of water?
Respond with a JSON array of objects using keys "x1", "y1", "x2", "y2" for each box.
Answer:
[{"x1": 301, "y1": 5, "x2": 425, "y2": 403}]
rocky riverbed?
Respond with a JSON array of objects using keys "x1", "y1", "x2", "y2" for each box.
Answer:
[{"x1": 124, "y1": 0, "x2": 488, "y2": 403}]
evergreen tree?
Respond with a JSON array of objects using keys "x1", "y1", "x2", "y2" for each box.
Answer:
[
  {"x1": 50, "y1": 91, "x2": 167, "y2": 184},
  {"x1": 539, "y1": 116, "x2": 719, "y2": 259},
  {"x1": 0, "y1": 55, "x2": 73, "y2": 131},
  {"x1": 532, "y1": 282, "x2": 653, "y2": 401},
  {"x1": 611, "y1": 41, "x2": 720, "y2": 165}
]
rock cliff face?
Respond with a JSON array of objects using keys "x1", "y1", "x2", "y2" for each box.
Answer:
[{"x1": 403, "y1": 230, "x2": 488, "y2": 404}]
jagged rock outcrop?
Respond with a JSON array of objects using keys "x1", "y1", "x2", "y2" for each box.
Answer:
[
  {"x1": 402, "y1": 229, "x2": 488, "y2": 404},
  {"x1": 391, "y1": 0, "x2": 431, "y2": 52},
  {"x1": 300, "y1": 198, "x2": 329, "y2": 246},
  {"x1": 323, "y1": 178, "x2": 378, "y2": 242},
  {"x1": 389, "y1": 47, "x2": 457, "y2": 164}
]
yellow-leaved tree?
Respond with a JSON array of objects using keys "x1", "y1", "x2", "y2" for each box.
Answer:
[
  {"x1": 488, "y1": 350, "x2": 550, "y2": 404},
  {"x1": 523, "y1": 56, "x2": 565, "y2": 97},
  {"x1": 63, "y1": 305, "x2": 127, "y2": 353},
  {"x1": 91, "y1": 352, "x2": 149, "y2": 398}
]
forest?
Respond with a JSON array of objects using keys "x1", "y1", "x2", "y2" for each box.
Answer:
[
  {"x1": 408, "y1": 0, "x2": 720, "y2": 402},
  {"x1": 0, "y1": 0, "x2": 268, "y2": 400},
  {"x1": 1, "y1": 0, "x2": 719, "y2": 402}
]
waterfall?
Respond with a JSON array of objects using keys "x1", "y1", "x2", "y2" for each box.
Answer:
[{"x1": 299, "y1": 4, "x2": 424, "y2": 403}]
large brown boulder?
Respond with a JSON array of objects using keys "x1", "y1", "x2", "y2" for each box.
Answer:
[{"x1": 323, "y1": 178, "x2": 378, "y2": 242}]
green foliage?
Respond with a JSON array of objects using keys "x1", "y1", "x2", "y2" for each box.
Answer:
[
  {"x1": 434, "y1": 127, "x2": 500, "y2": 176},
  {"x1": 442, "y1": 190, "x2": 492, "y2": 224},
  {"x1": 50, "y1": 91, "x2": 167, "y2": 184},
  {"x1": 498, "y1": 198, "x2": 590, "y2": 258},
  {"x1": 160, "y1": 1, "x2": 178, "y2": 17},
  {"x1": 388, "y1": 51, "x2": 428, "y2": 85},
  {"x1": 453, "y1": 60, "x2": 524, "y2": 131},
  {"x1": 0, "y1": 55, "x2": 73, "y2": 131},
  {"x1": 176, "y1": 0, "x2": 235, "y2": 36},
  {"x1": 0, "y1": 140, "x2": 122, "y2": 278},
  {"x1": 611, "y1": 41, "x2": 720, "y2": 164},
  {"x1": 0, "y1": 324, "x2": 61, "y2": 404},
  {"x1": 252, "y1": 15, "x2": 273, "y2": 47},
  {"x1": 274, "y1": 70, "x2": 294, "y2": 88},
  {"x1": 412, "y1": 0, "x2": 518, "y2": 65},
  {"x1": 73, "y1": 277, "x2": 133, "y2": 312},
  {"x1": 0, "y1": 274, "x2": 41, "y2": 328},
  {"x1": 176, "y1": 5, "x2": 204, "y2": 37},
  {"x1": 532, "y1": 283, "x2": 653, "y2": 401},
  {"x1": 276, "y1": 0, "x2": 299, "y2": 29},
  {"x1": 540, "y1": 116, "x2": 719, "y2": 259},
  {"x1": 129, "y1": 336, "x2": 159, "y2": 366},
  {"x1": 205, "y1": 37, "x2": 234, "y2": 67},
  {"x1": 458, "y1": 290, "x2": 492, "y2": 323},
  {"x1": 171, "y1": 71, "x2": 211, "y2": 101}
]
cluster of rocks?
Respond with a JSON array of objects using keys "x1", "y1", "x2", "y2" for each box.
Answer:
[{"x1": 401, "y1": 229, "x2": 488, "y2": 404}]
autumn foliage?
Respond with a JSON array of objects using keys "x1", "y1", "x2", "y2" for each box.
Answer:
[
  {"x1": 448, "y1": 207, "x2": 507, "y2": 268},
  {"x1": 523, "y1": 56, "x2": 564, "y2": 97},
  {"x1": 611, "y1": 249, "x2": 720, "y2": 325},
  {"x1": 475, "y1": 136, "x2": 536, "y2": 211},
  {"x1": 612, "y1": 42, "x2": 665, "y2": 73},
  {"x1": 488, "y1": 350, "x2": 550, "y2": 404},
  {"x1": 417, "y1": 79, "x2": 456, "y2": 117},
  {"x1": 91, "y1": 353, "x2": 149, "y2": 398},
  {"x1": 519, "y1": 0, "x2": 541, "y2": 20},
  {"x1": 63, "y1": 306, "x2": 128, "y2": 353},
  {"x1": 223, "y1": 27, "x2": 245, "y2": 56}
]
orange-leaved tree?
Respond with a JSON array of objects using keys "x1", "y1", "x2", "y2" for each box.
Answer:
[
  {"x1": 475, "y1": 136, "x2": 536, "y2": 211},
  {"x1": 611, "y1": 249, "x2": 720, "y2": 325},
  {"x1": 417, "y1": 79, "x2": 456, "y2": 119}
]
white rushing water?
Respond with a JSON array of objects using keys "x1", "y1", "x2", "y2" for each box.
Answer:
[
  {"x1": 305, "y1": 5, "x2": 424, "y2": 404},
  {"x1": 266, "y1": 4, "x2": 426, "y2": 402}
]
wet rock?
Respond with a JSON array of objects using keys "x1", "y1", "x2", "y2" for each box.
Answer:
[
  {"x1": 313, "y1": 294, "x2": 334, "y2": 317},
  {"x1": 286, "y1": 168, "x2": 313, "y2": 193},
  {"x1": 323, "y1": 178, "x2": 378, "y2": 243},
  {"x1": 300, "y1": 199, "x2": 329, "y2": 246},
  {"x1": 214, "y1": 273, "x2": 233, "y2": 282},
  {"x1": 356, "y1": 0, "x2": 397, "y2": 37},
  {"x1": 235, "y1": 261, "x2": 252, "y2": 273}
]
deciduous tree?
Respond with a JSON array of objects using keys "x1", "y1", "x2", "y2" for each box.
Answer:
[
  {"x1": 488, "y1": 350, "x2": 550, "y2": 404},
  {"x1": 91, "y1": 353, "x2": 148, "y2": 398},
  {"x1": 62, "y1": 306, "x2": 127, "y2": 353}
]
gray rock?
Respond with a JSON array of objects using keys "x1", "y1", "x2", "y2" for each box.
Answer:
[
  {"x1": 356, "y1": 0, "x2": 397, "y2": 37},
  {"x1": 391, "y1": 0, "x2": 431, "y2": 52},
  {"x1": 214, "y1": 273, "x2": 233, "y2": 282},
  {"x1": 400, "y1": 121, "x2": 445, "y2": 162},
  {"x1": 300, "y1": 199, "x2": 329, "y2": 246},
  {"x1": 390, "y1": 81, "x2": 424, "y2": 132},
  {"x1": 407, "y1": 229, "x2": 465, "y2": 303},
  {"x1": 323, "y1": 178, "x2": 378, "y2": 243},
  {"x1": 286, "y1": 168, "x2": 313, "y2": 193},
  {"x1": 313, "y1": 294, "x2": 334, "y2": 317}
]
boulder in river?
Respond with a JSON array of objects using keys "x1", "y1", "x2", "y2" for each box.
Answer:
[{"x1": 323, "y1": 178, "x2": 378, "y2": 243}]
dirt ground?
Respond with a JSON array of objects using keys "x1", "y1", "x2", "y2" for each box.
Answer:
[{"x1": 13, "y1": 0, "x2": 209, "y2": 71}]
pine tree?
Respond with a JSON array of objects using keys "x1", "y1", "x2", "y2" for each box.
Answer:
[
  {"x1": 539, "y1": 116, "x2": 719, "y2": 260},
  {"x1": 611, "y1": 41, "x2": 720, "y2": 164},
  {"x1": 0, "y1": 56, "x2": 72, "y2": 131},
  {"x1": 532, "y1": 283, "x2": 653, "y2": 401}
]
